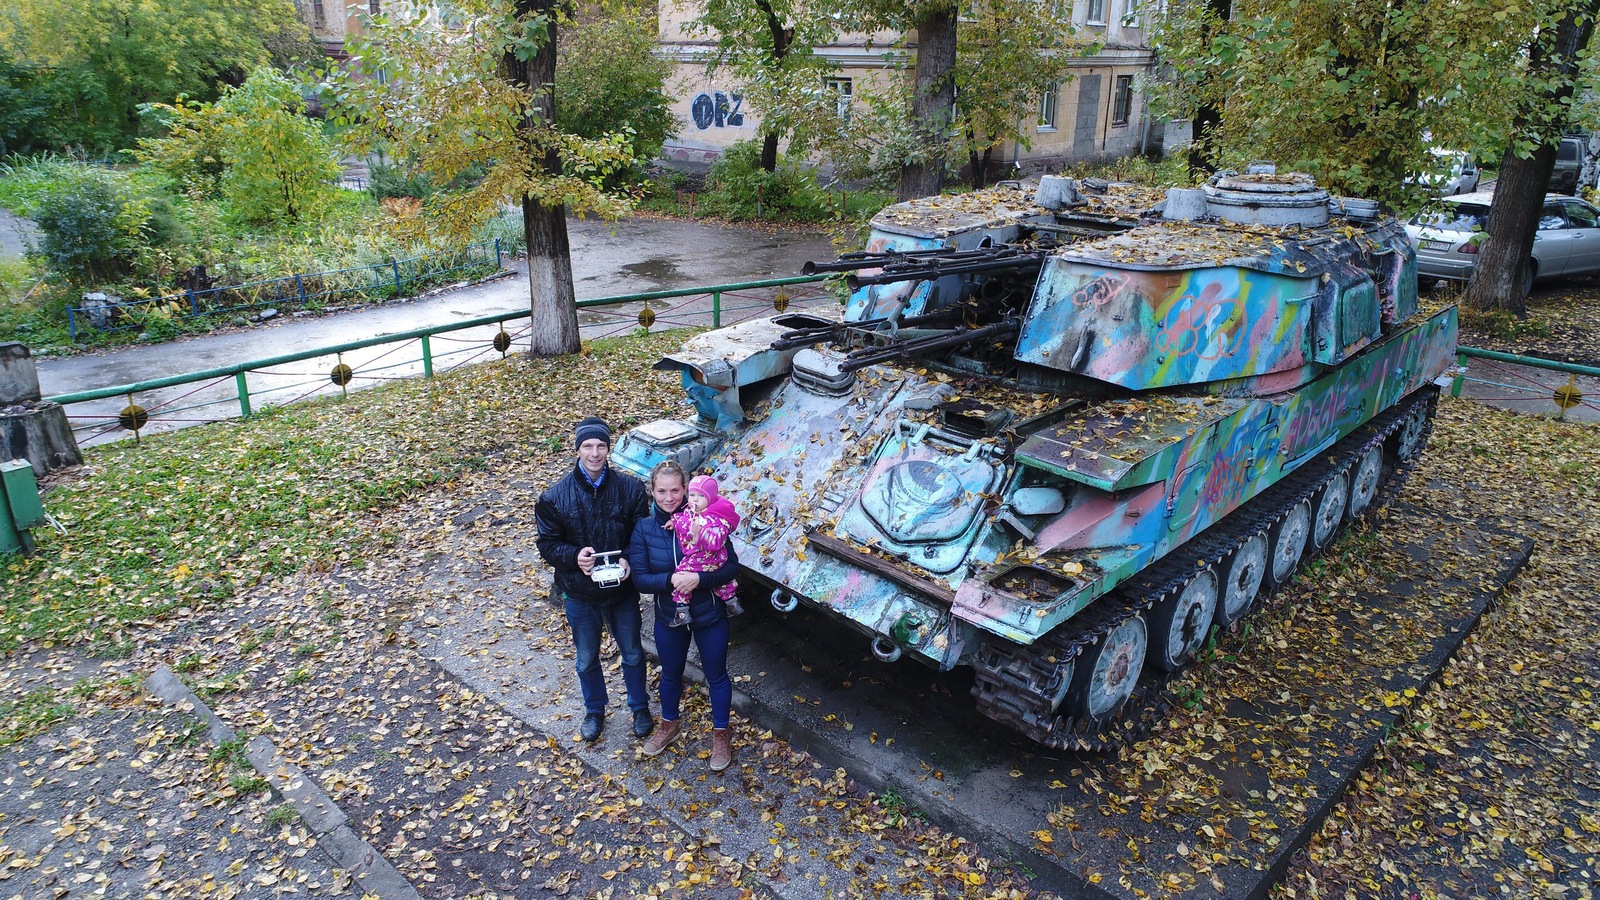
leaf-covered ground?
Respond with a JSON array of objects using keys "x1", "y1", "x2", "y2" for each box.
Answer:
[
  {"x1": 1452, "y1": 278, "x2": 1600, "y2": 367},
  {"x1": 1270, "y1": 399, "x2": 1600, "y2": 899},
  {"x1": 0, "y1": 330, "x2": 1596, "y2": 898}
]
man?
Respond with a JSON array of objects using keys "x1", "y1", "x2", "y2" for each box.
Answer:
[{"x1": 535, "y1": 417, "x2": 654, "y2": 742}]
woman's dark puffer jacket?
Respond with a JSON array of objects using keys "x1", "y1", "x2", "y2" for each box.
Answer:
[{"x1": 628, "y1": 504, "x2": 741, "y2": 629}]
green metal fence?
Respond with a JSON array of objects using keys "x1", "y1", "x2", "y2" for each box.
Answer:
[
  {"x1": 45, "y1": 275, "x2": 1600, "y2": 447},
  {"x1": 46, "y1": 274, "x2": 836, "y2": 446},
  {"x1": 1449, "y1": 346, "x2": 1600, "y2": 422}
]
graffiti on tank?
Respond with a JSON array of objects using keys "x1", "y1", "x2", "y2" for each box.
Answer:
[
  {"x1": 1154, "y1": 281, "x2": 1244, "y2": 362},
  {"x1": 1281, "y1": 386, "x2": 1364, "y2": 461},
  {"x1": 1069, "y1": 271, "x2": 1134, "y2": 309},
  {"x1": 691, "y1": 91, "x2": 745, "y2": 130},
  {"x1": 1200, "y1": 422, "x2": 1264, "y2": 508}
]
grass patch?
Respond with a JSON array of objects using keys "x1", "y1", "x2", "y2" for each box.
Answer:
[
  {"x1": 0, "y1": 688, "x2": 75, "y2": 747},
  {"x1": 1459, "y1": 307, "x2": 1555, "y2": 342},
  {"x1": 229, "y1": 772, "x2": 269, "y2": 796},
  {"x1": 264, "y1": 803, "x2": 299, "y2": 828},
  {"x1": 0, "y1": 330, "x2": 689, "y2": 653}
]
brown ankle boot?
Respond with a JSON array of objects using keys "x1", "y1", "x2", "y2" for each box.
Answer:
[
  {"x1": 709, "y1": 727, "x2": 732, "y2": 772},
  {"x1": 642, "y1": 718, "x2": 680, "y2": 757}
]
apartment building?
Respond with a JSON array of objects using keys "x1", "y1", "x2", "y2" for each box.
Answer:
[
  {"x1": 657, "y1": 0, "x2": 1175, "y2": 177},
  {"x1": 297, "y1": 0, "x2": 385, "y2": 61}
]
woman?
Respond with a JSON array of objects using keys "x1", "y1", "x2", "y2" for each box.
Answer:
[{"x1": 628, "y1": 460, "x2": 741, "y2": 772}]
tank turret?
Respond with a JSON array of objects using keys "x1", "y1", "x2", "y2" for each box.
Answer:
[{"x1": 612, "y1": 171, "x2": 1457, "y2": 749}]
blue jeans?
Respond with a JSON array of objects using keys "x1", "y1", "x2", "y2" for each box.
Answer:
[
  {"x1": 563, "y1": 595, "x2": 649, "y2": 716},
  {"x1": 655, "y1": 613, "x2": 731, "y2": 729}
]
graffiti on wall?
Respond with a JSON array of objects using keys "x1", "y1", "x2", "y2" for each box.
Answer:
[{"x1": 691, "y1": 91, "x2": 745, "y2": 130}]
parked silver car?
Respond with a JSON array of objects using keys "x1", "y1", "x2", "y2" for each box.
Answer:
[
  {"x1": 1415, "y1": 148, "x2": 1480, "y2": 196},
  {"x1": 1404, "y1": 190, "x2": 1600, "y2": 289}
]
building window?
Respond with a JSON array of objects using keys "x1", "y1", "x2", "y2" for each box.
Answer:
[
  {"x1": 1122, "y1": 0, "x2": 1140, "y2": 26},
  {"x1": 1086, "y1": 0, "x2": 1107, "y2": 25},
  {"x1": 312, "y1": 0, "x2": 325, "y2": 24},
  {"x1": 1039, "y1": 84, "x2": 1058, "y2": 131},
  {"x1": 825, "y1": 77, "x2": 853, "y2": 121},
  {"x1": 368, "y1": 0, "x2": 380, "y2": 14},
  {"x1": 1111, "y1": 74, "x2": 1134, "y2": 126}
]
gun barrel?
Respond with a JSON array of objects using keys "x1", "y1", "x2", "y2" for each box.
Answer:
[
  {"x1": 802, "y1": 247, "x2": 1017, "y2": 276},
  {"x1": 845, "y1": 254, "x2": 1043, "y2": 290},
  {"x1": 838, "y1": 318, "x2": 1020, "y2": 372}
]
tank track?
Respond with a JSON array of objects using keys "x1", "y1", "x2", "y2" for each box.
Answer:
[{"x1": 971, "y1": 387, "x2": 1440, "y2": 751}]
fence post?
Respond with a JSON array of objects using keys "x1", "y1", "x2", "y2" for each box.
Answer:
[
  {"x1": 295, "y1": 274, "x2": 306, "y2": 307},
  {"x1": 495, "y1": 238, "x2": 502, "y2": 271},
  {"x1": 188, "y1": 287, "x2": 199, "y2": 316},
  {"x1": 236, "y1": 372, "x2": 252, "y2": 418},
  {"x1": 1451, "y1": 351, "x2": 1466, "y2": 399},
  {"x1": 712, "y1": 291, "x2": 722, "y2": 328},
  {"x1": 392, "y1": 260, "x2": 403, "y2": 297},
  {"x1": 68, "y1": 307, "x2": 77, "y2": 342},
  {"x1": 421, "y1": 335, "x2": 434, "y2": 379}
]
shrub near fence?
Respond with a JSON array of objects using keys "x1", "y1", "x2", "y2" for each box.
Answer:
[{"x1": 66, "y1": 240, "x2": 504, "y2": 340}]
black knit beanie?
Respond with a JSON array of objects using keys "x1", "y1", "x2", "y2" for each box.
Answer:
[{"x1": 574, "y1": 417, "x2": 611, "y2": 450}]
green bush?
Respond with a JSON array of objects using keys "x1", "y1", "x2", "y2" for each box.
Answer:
[
  {"x1": 31, "y1": 170, "x2": 131, "y2": 282},
  {"x1": 698, "y1": 140, "x2": 829, "y2": 222},
  {"x1": 474, "y1": 209, "x2": 526, "y2": 257},
  {"x1": 367, "y1": 159, "x2": 437, "y2": 200}
]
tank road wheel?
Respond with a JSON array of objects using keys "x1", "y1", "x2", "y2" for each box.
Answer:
[
  {"x1": 1147, "y1": 570, "x2": 1218, "y2": 672},
  {"x1": 1393, "y1": 405, "x2": 1428, "y2": 463},
  {"x1": 1309, "y1": 469, "x2": 1350, "y2": 552},
  {"x1": 1217, "y1": 531, "x2": 1269, "y2": 629},
  {"x1": 1348, "y1": 445, "x2": 1383, "y2": 519},
  {"x1": 1064, "y1": 616, "x2": 1148, "y2": 726},
  {"x1": 1267, "y1": 500, "x2": 1312, "y2": 588}
]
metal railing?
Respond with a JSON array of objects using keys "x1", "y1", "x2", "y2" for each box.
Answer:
[
  {"x1": 1450, "y1": 346, "x2": 1600, "y2": 421},
  {"x1": 45, "y1": 274, "x2": 836, "y2": 447},
  {"x1": 65, "y1": 240, "x2": 503, "y2": 340}
]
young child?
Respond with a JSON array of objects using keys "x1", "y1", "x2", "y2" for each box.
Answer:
[{"x1": 666, "y1": 475, "x2": 744, "y2": 626}]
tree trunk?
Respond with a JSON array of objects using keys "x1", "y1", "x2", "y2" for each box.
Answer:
[
  {"x1": 761, "y1": 132, "x2": 780, "y2": 172},
  {"x1": 1461, "y1": 0, "x2": 1600, "y2": 316},
  {"x1": 1185, "y1": 0, "x2": 1231, "y2": 180},
  {"x1": 522, "y1": 198, "x2": 579, "y2": 356},
  {"x1": 899, "y1": 4, "x2": 958, "y2": 201},
  {"x1": 757, "y1": 0, "x2": 791, "y2": 174},
  {"x1": 1461, "y1": 146, "x2": 1553, "y2": 316},
  {"x1": 507, "y1": 0, "x2": 581, "y2": 356},
  {"x1": 967, "y1": 143, "x2": 994, "y2": 190}
]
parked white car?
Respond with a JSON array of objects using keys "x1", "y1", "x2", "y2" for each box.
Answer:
[
  {"x1": 1414, "y1": 149, "x2": 1480, "y2": 196},
  {"x1": 1405, "y1": 190, "x2": 1600, "y2": 290}
]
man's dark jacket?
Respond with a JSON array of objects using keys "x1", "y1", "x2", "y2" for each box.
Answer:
[{"x1": 535, "y1": 462, "x2": 650, "y2": 604}]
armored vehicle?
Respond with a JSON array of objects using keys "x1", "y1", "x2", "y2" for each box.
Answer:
[{"x1": 612, "y1": 171, "x2": 1457, "y2": 749}]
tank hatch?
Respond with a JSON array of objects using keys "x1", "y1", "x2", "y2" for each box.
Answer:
[
  {"x1": 1016, "y1": 395, "x2": 1249, "y2": 491},
  {"x1": 868, "y1": 184, "x2": 1051, "y2": 240}
]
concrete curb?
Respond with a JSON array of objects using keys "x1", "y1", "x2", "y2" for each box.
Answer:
[
  {"x1": 643, "y1": 626, "x2": 1099, "y2": 897},
  {"x1": 145, "y1": 666, "x2": 420, "y2": 900}
]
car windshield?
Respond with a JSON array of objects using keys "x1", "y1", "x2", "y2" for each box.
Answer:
[{"x1": 1412, "y1": 204, "x2": 1489, "y2": 231}]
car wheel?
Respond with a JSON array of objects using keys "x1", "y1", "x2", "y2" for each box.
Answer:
[{"x1": 1522, "y1": 260, "x2": 1536, "y2": 299}]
